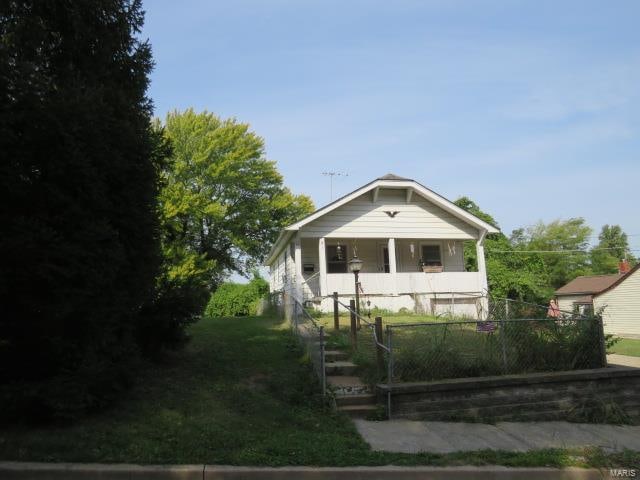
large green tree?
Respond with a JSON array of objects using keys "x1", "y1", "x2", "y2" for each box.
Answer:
[
  {"x1": 454, "y1": 197, "x2": 549, "y2": 303},
  {"x1": 591, "y1": 224, "x2": 636, "y2": 274},
  {"x1": 156, "y1": 110, "x2": 314, "y2": 318},
  {"x1": 0, "y1": 0, "x2": 161, "y2": 420},
  {"x1": 514, "y1": 218, "x2": 592, "y2": 288}
]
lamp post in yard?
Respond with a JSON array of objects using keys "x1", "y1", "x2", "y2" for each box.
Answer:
[{"x1": 348, "y1": 255, "x2": 363, "y2": 319}]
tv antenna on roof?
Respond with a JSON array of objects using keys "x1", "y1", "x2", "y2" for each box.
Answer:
[{"x1": 322, "y1": 171, "x2": 348, "y2": 201}]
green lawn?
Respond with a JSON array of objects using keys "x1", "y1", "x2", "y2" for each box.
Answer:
[
  {"x1": 609, "y1": 338, "x2": 640, "y2": 357},
  {"x1": 0, "y1": 315, "x2": 637, "y2": 468}
]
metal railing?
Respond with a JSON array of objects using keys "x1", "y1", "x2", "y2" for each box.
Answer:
[{"x1": 288, "y1": 293, "x2": 326, "y2": 395}]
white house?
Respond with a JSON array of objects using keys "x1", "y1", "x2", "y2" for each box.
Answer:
[
  {"x1": 265, "y1": 174, "x2": 499, "y2": 317},
  {"x1": 593, "y1": 263, "x2": 640, "y2": 338}
]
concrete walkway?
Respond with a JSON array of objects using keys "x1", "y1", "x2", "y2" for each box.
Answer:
[
  {"x1": 355, "y1": 420, "x2": 640, "y2": 454},
  {"x1": 608, "y1": 353, "x2": 640, "y2": 368}
]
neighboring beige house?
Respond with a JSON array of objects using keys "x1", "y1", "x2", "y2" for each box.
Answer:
[
  {"x1": 555, "y1": 274, "x2": 624, "y2": 316},
  {"x1": 265, "y1": 174, "x2": 499, "y2": 317},
  {"x1": 593, "y1": 263, "x2": 640, "y2": 338},
  {"x1": 555, "y1": 261, "x2": 639, "y2": 337}
]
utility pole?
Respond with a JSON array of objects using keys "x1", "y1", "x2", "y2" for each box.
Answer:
[{"x1": 322, "y1": 171, "x2": 348, "y2": 201}]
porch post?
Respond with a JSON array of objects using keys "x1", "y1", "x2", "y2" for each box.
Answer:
[
  {"x1": 294, "y1": 235, "x2": 303, "y2": 301},
  {"x1": 318, "y1": 237, "x2": 328, "y2": 297},
  {"x1": 388, "y1": 238, "x2": 398, "y2": 295},
  {"x1": 476, "y1": 230, "x2": 489, "y2": 318}
]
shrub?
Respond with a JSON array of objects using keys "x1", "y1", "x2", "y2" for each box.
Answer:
[
  {"x1": 205, "y1": 276, "x2": 269, "y2": 317},
  {"x1": 0, "y1": 0, "x2": 160, "y2": 422}
]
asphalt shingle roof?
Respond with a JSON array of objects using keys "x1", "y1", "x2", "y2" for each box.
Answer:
[{"x1": 555, "y1": 274, "x2": 624, "y2": 295}]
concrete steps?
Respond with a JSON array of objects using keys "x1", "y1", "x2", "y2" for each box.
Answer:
[
  {"x1": 325, "y1": 360, "x2": 358, "y2": 376},
  {"x1": 336, "y1": 404, "x2": 378, "y2": 418},
  {"x1": 325, "y1": 349, "x2": 379, "y2": 418},
  {"x1": 335, "y1": 393, "x2": 377, "y2": 407},
  {"x1": 327, "y1": 375, "x2": 372, "y2": 395},
  {"x1": 324, "y1": 350, "x2": 349, "y2": 362}
]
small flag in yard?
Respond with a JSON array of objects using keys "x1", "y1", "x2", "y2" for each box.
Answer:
[{"x1": 476, "y1": 321, "x2": 496, "y2": 333}]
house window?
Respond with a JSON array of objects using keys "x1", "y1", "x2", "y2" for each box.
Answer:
[
  {"x1": 326, "y1": 245, "x2": 347, "y2": 273},
  {"x1": 573, "y1": 302, "x2": 593, "y2": 316},
  {"x1": 421, "y1": 244, "x2": 442, "y2": 266}
]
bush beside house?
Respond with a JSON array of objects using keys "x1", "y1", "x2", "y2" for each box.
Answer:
[{"x1": 205, "y1": 276, "x2": 269, "y2": 317}]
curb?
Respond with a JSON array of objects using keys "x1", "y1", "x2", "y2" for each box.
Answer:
[{"x1": 0, "y1": 462, "x2": 612, "y2": 480}]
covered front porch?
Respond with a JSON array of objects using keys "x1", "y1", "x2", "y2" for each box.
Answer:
[{"x1": 295, "y1": 236, "x2": 488, "y2": 301}]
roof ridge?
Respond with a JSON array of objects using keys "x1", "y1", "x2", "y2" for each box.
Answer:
[{"x1": 378, "y1": 173, "x2": 412, "y2": 181}]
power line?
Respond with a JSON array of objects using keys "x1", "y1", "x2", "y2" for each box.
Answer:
[{"x1": 488, "y1": 247, "x2": 640, "y2": 254}]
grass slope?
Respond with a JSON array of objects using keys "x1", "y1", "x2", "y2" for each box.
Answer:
[{"x1": 0, "y1": 315, "x2": 637, "y2": 468}]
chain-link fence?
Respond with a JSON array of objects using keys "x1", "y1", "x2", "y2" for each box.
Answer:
[
  {"x1": 331, "y1": 294, "x2": 606, "y2": 388},
  {"x1": 279, "y1": 292, "x2": 326, "y2": 395},
  {"x1": 384, "y1": 297, "x2": 606, "y2": 384},
  {"x1": 387, "y1": 316, "x2": 606, "y2": 383}
]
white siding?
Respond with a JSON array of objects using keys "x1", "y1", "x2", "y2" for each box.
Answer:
[
  {"x1": 556, "y1": 295, "x2": 588, "y2": 313},
  {"x1": 299, "y1": 188, "x2": 478, "y2": 239},
  {"x1": 269, "y1": 250, "x2": 286, "y2": 292},
  {"x1": 594, "y1": 268, "x2": 640, "y2": 337},
  {"x1": 269, "y1": 244, "x2": 297, "y2": 297}
]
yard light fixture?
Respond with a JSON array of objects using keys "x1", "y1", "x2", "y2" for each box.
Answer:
[
  {"x1": 348, "y1": 255, "x2": 363, "y2": 274},
  {"x1": 348, "y1": 255, "x2": 363, "y2": 317}
]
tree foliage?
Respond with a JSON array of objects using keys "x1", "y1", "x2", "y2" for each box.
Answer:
[
  {"x1": 456, "y1": 198, "x2": 636, "y2": 304},
  {"x1": 157, "y1": 110, "x2": 314, "y2": 322},
  {"x1": 591, "y1": 224, "x2": 636, "y2": 274},
  {"x1": 455, "y1": 198, "x2": 550, "y2": 303},
  {"x1": 205, "y1": 274, "x2": 269, "y2": 318},
  {"x1": 0, "y1": 0, "x2": 161, "y2": 420},
  {"x1": 513, "y1": 218, "x2": 592, "y2": 289}
]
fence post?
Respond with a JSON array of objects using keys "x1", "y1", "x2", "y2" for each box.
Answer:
[
  {"x1": 350, "y1": 299, "x2": 357, "y2": 350},
  {"x1": 375, "y1": 316, "x2": 384, "y2": 379},
  {"x1": 319, "y1": 326, "x2": 326, "y2": 395},
  {"x1": 333, "y1": 291, "x2": 339, "y2": 331},
  {"x1": 500, "y1": 298, "x2": 509, "y2": 372},
  {"x1": 500, "y1": 318, "x2": 508, "y2": 373},
  {"x1": 386, "y1": 325, "x2": 393, "y2": 420},
  {"x1": 597, "y1": 315, "x2": 608, "y2": 368}
]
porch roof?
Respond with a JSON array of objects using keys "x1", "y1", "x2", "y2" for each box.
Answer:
[{"x1": 265, "y1": 174, "x2": 499, "y2": 265}]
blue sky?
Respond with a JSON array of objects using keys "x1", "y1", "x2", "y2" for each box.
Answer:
[{"x1": 142, "y1": 0, "x2": 640, "y2": 255}]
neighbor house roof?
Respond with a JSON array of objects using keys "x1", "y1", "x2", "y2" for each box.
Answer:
[
  {"x1": 593, "y1": 262, "x2": 640, "y2": 297},
  {"x1": 555, "y1": 274, "x2": 624, "y2": 296},
  {"x1": 265, "y1": 173, "x2": 500, "y2": 265}
]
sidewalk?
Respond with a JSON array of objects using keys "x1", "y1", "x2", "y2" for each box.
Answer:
[
  {"x1": 608, "y1": 354, "x2": 640, "y2": 368},
  {"x1": 355, "y1": 420, "x2": 640, "y2": 454}
]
